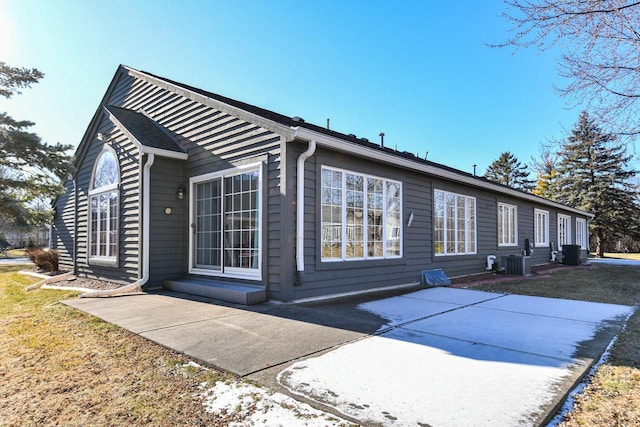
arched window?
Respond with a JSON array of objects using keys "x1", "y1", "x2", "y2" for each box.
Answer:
[{"x1": 89, "y1": 148, "x2": 119, "y2": 260}]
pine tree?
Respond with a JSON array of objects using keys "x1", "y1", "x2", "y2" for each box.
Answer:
[
  {"x1": 531, "y1": 148, "x2": 559, "y2": 200},
  {"x1": 555, "y1": 111, "x2": 639, "y2": 257},
  {"x1": 484, "y1": 151, "x2": 534, "y2": 192},
  {"x1": 0, "y1": 62, "x2": 73, "y2": 226}
]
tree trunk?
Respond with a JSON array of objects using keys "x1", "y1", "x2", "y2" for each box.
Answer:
[{"x1": 595, "y1": 229, "x2": 604, "y2": 258}]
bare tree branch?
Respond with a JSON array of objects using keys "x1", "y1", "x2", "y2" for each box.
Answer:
[{"x1": 493, "y1": 0, "x2": 640, "y2": 137}]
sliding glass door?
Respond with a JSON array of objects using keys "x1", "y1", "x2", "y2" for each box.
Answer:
[{"x1": 191, "y1": 165, "x2": 261, "y2": 279}]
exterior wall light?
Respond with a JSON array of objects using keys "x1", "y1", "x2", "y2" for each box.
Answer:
[{"x1": 177, "y1": 185, "x2": 186, "y2": 200}]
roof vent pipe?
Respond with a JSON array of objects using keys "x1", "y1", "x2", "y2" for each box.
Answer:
[
  {"x1": 326, "y1": 118, "x2": 330, "y2": 130},
  {"x1": 379, "y1": 132, "x2": 385, "y2": 148}
]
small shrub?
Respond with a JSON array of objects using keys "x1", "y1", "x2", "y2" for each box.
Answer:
[
  {"x1": 25, "y1": 247, "x2": 42, "y2": 263},
  {"x1": 27, "y1": 248, "x2": 59, "y2": 273}
]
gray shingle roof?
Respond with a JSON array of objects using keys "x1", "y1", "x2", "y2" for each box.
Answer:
[{"x1": 106, "y1": 105, "x2": 185, "y2": 154}]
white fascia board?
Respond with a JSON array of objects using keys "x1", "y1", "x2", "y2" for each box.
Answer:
[
  {"x1": 291, "y1": 126, "x2": 594, "y2": 219},
  {"x1": 124, "y1": 66, "x2": 295, "y2": 140},
  {"x1": 140, "y1": 146, "x2": 188, "y2": 160},
  {"x1": 103, "y1": 106, "x2": 188, "y2": 160}
]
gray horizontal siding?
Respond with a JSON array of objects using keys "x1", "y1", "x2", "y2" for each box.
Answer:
[
  {"x1": 289, "y1": 144, "x2": 592, "y2": 301},
  {"x1": 51, "y1": 180, "x2": 75, "y2": 270},
  {"x1": 107, "y1": 71, "x2": 283, "y2": 294},
  {"x1": 148, "y1": 157, "x2": 186, "y2": 286},
  {"x1": 73, "y1": 115, "x2": 141, "y2": 285}
]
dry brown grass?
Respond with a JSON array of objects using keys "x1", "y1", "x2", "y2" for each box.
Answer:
[
  {"x1": 472, "y1": 263, "x2": 640, "y2": 426},
  {"x1": 0, "y1": 270, "x2": 236, "y2": 426}
]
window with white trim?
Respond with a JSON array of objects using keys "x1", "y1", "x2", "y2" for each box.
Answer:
[
  {"x1": 320, "y1": 166, "x2": 402, "y2": 261},
  {"x1": 89, "y1": 148, "x2": 119, "y2": 260},
  {"x1": 534, "y1": 209, "x2": 549, "y2": 247},
  {"x1": 498, "y1": 203, "x2": 517, "y2": 246},
  {"x1": 576, "y1": 218, "x2": 588, "y2": 250},
  {"x1": 558, "y1": 214, "x2": 572, "y2": 249},
  {"x1": 434, "y1": 190, "x2": 476, "y2": 256}
]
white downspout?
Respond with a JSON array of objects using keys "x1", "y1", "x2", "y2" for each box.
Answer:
[
  {"x1": 80, "y1": 153, "x2": 155, "y2": 297},
  {"x1": 295, "y1": 140, "x2": 316, "y2": 285}
]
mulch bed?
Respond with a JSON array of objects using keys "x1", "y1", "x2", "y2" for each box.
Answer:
[{"x1": 31, "y1": 268, "x2": 123, "y2": 291}]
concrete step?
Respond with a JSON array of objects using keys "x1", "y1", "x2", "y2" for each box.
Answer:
[{"x1": 162, "y1": 278, "x2": 266, "y2": 305}]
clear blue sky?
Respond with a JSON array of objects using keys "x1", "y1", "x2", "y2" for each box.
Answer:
[{"x1": 1, "y1": 0, "x2": 584, "y2": 175}]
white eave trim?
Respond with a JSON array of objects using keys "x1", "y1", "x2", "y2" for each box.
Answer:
[
  {"x1": 140, "y1": 145, "x2": 188, "y2": 160},
  {"x1": 103, "y1": 106, "x2": 188, "y2": 160},
  {"x1": 124, "y1": 66, "x2": 295, "y2": 139},
  {"x1": 290, "y1": 126, "x2": 594, "y2": 219}
]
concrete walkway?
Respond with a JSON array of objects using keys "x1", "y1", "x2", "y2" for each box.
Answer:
[
  {"x1": 0, "y1": 257, "x2": 31, "y2": 264},
  {"x1": 64, "y1": 287, "x2": 634, "y2": 426}
]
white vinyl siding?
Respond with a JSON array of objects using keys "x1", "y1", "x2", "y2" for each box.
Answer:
[
  {"x1": 558, "y1": 214, "x2": 572, "y2": 249},
  {"x1": 434, "y1": 190, "x2": 476, "y2": 256},
  {"x1": 498, "y1": 203, "x2": 517, "y2": 246},
  {"x1": 534, "y1": 209, "x2": 549, "y2": 247},
  {"x1": 576, "y1": 218, "x2": 588, "y2": 250},
  {"x1": 320, "y1": 166, "x2": 402, "y2": 262}
]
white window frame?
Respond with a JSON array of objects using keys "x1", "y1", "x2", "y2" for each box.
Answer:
[
  {"x1": 498, "y1": 202, "x2": 518, "y2": 247},
  {"x1": 188, "y1": 162, "x2": 263, "y2": 280},
  {"x1": 576, "y1": 218, "x2": 588, "y2": 250},
  {"x1": 534, "y1": 209, "x2": 549, "y2": 247},
  {"x1": 88, "y1": 147, "x2": 120, "y2": 264},
  {"x1": 434, "y1": 189, "x2": 477, "y2": 256},
  {"x1": 558, "y1": 214, "x2": 572, "y2": 249},
  {"x1": 320, "y1": 165, "x2": 403, "y2": 262}
]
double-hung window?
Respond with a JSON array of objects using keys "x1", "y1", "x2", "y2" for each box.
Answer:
[
  {"x1": 320, "y1": 166, "x2": 402, "y2": 261},
  {"x1": 434, "y1": 190, "x2": 476, "y2": 256},
  {"x1": 534, "y1": 209, "x2": 549, "y2": 247},
  {"x1": 89, "y1": 148, "x2": 120, "y2": 262},
  {"x1": 558, "y1": 214, "x2": 572, "y2": 249},
  {"x1": 498, "y1": 203, "x2": 517, "y2": 246},
  {"x1": 576, "y1": 218, "x2": 588, "y2": 250}
]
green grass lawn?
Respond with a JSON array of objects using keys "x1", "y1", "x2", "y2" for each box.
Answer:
[{"x1": 473, "y1": 263, "x2": 640, "y2": 426}]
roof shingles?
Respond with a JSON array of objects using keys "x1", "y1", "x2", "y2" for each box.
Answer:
[{"x1": 106, "y1": 105, "x2": 185, "y2": 154}]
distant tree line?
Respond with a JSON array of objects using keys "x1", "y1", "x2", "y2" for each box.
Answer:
[{"x1": 484, "y1": 111, "x2": 639, "y2": 257}]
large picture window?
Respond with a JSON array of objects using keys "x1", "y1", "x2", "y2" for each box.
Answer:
[
  {"x1": 534, "y1": 209, "x2": 549, "y2": 247},
  {"x1": 558, "y1": 214, "x2": 572, "y2": 249},
  {"x1": 191, "y1": 165, "x2": 262, "y2": 279},
  {"x1": 498, "y1": 203, "x2": 517, "y2": 246},
  {"x1": 576, "y1": 218, "x2": 588, "y2": 250},
  {"x1": 434, "y1": 190, "x2": 476, "y2": 256},
  {"x1": 321, "y1": 166, "x2": 402, "y2": 261},
  {"x1": 89, "y1": 148, "x2": 119, "y2": 260}
]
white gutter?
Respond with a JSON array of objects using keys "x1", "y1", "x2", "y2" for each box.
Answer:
[
  {"x1": 80, "y1": 153, "x2": 155, "y2": 297},
  {"x1": 290, "y1": 126, "x2": 594, "y2": 219},
  {"x1": 25, "y1": 271, "x2": 76, "y2": 291},
  {"x1": 294, "y1": 139, "x2": 316, "y2": 285}
]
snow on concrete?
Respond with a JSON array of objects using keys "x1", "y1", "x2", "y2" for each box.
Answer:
[
  {"x1": 358, "y1": 288, "x2": 504, "y2": 330},
  {"x1": 588, "y1": 258, "x2": 640, "y2": 266},
  {"x1": 278, "y1": 288, "x2": 634, "y2": 426},
  {"x1": 199, "y1": 380, "x2": 352, "y2": 426},
  {"x1": 279, "y1": 332, "x2": 574, "y2": 426}
]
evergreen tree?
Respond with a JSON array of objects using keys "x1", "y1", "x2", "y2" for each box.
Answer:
[
  {"x1": 556, "y1": 111, "x2": 639, "y2": 257},
  {"x1": 484, "y1": 151, "x2": 534, "y2": 192},
  {"x1": 531, "y1": 147, "x2": 559, "y2": 200},
  {"x1": 0, "y1": 61, "x2": 73, "y2": 226}
]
